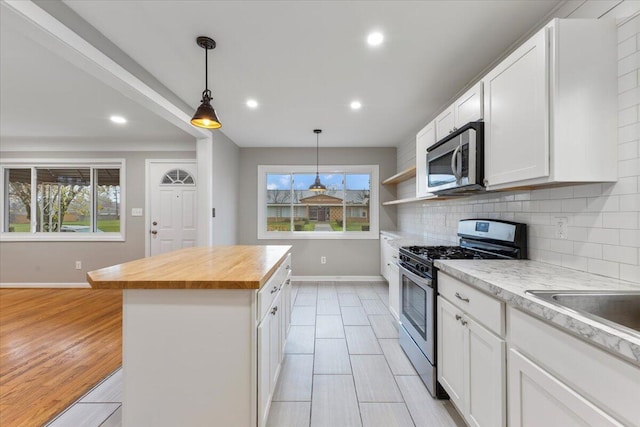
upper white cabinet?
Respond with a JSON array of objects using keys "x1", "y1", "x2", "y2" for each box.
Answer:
[
  {"x1": 483, "y1": 19, "x2": 617, "y2": 190},
  {"x1": 416, "y1": 121, "x2": 435, "y2": 198},
  {"x1": 435, "y1": 82, "x2": 484, "y2": 141}
]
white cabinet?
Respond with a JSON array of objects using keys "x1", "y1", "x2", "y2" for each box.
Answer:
[
  {"x1": 507, "y1": 307, "x2": 639, "y2": 427},
  {"x1": 437, "y1": 296, "x2": 465, "y2": 409},
  {"x1": 257, "y1": 257, "x2": 290, "y2": 427},
  {"x1": 381, "y1": 234, "x2": 397, "y2": 281},
  {"x1": 416, "y1": 121, "x2": 435, "y2": 198},
  {"x1": 388, "y1": 260, "x2": 400, "y2": 319},
  {"x1": 508, "y1": 349, "x2": 623, "y2": 427},
  {"x1": 483, "y1": 18, "x2": 616, "y2": 190},
  {"x1": 437, "y1": 273, "x2": 506, "y2": 427},
  {"x1": 434, "y1": 82, "x2": 483, "y2": 141}
]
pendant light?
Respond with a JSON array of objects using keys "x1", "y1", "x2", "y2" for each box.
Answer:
[
  {"x1": 191, "y1": 36, "x2": 222, "y2": 129},
  {"x1": 309, "y1": 129, "x2": 327, "y2": 193}
]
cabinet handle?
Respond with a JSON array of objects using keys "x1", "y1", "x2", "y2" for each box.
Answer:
[
  {"x1": 455, "y1": 292, "x2": 470, "y2": 303},
  {"x1": 271, "y1": 286, "x2": 278, "y2": 294},
  {"x1": 286, "y1": 265, "x2": 291, "y2": 270},
  {"x1": 461, "y1": 319, "x2": 468, "y2": 326},
  {"x1": 285, "y1": 279, "x2": 291, "y2": 285},
  {"x1": 271, "y1": 306, "x2": 278, "y2": 315},
  {"x1": 455, "y1": 314, "x2": 462, "y2": 321},
  {"x1": 392, "y1": 255, "x2": 398, "y2": 259}
]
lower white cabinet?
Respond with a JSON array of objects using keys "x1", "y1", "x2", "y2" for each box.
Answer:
[
  {"x1": 388, "y1": 260, "x2": 399, "y2": 319},
  {"x1": 508, "y1": 348, "x2": 623, "y2": 427},
  {"x1": 508, "y1": 307, "x2": 639, "y2": 427},
  {"x1": 257, "y1": 257, "x2": 291, "y2": 427},
  {"x1": 437, "y1": 280, "x2": 506, "y2": 427}
]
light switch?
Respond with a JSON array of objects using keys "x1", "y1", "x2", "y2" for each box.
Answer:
[{"x1": 131, "y1": 208, "x2": 143, "y2": 217}]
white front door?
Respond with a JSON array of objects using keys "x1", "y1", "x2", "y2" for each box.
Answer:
[{"x1": 149, "y1": 161, "x2": 198, "y2": 256}]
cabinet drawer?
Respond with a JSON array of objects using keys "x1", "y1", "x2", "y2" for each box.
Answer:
[
  {"x1": 438, "y1": 272, "x2": 505, "y2": 337},
  {"x1": 258, "y1": 255, "x2": 291, "y2": 321}
]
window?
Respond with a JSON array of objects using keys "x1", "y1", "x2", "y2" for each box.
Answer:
[
  {"x1": 258, "y1": 165, "x2": 378, "y2": 239},
  {"x1": 1, "y1": 159, "x2": 125, "y2": 241}
]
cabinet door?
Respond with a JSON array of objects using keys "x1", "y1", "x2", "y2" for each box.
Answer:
[
  {"x1": 508, "y1": 348, "x2": 623, "y2": 427},
  {"x1": 454, "y1": 82, "x2": 483, "y2": 127},
  {"x1": 437, "y1": 296, "x2": 465, "y2": 410},
  {"x1": 283, "y1": 278, "x2": 291, "y2": 342},
  {"x1": 416, "y1": 121, "x2": 435, "y2": 198},
  {"x1": 269, "y1": 292, "x2": 283, "y2": 394},
  {"x1": 388, "y1": 263, "x2": 400, "y2": 319},
  {"x1": 483, "y1": 27, "x2": 549, "y2": 187},
  {"x1": 380, "y1": 236, "x2": 391, "y2": 281},
  {"x1": 466, "y1": 317, "x2": 505, "y2": 427},
  {"x1": 435, "y1": 106, "x2": 455, "y2": 141},
  {"x1": 257, "y1": 315, "x2": 271, "y2": 427}
]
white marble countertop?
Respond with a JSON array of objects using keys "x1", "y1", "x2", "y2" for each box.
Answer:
[{"x1": 434, "y1": 259, "x2": 640, "y2": 366}]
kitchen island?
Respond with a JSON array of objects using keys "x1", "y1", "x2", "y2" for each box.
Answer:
[{"x1": 88, "y1": 245, "x2": 292, "y2": 427}]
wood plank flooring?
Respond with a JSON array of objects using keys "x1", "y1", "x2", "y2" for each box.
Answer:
[{"x1": 0, "y1": 289, "x2": 122, "y2": 427}]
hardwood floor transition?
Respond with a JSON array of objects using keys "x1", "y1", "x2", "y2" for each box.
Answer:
[{"x1": 0, "y1": 289, "x2": 122, "y2": 427}]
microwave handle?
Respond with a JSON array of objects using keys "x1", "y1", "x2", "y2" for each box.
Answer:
[{"x1": 451, "y1": 144, "x2": 462, "y2": 181}]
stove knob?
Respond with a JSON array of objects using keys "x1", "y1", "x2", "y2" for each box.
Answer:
[{"x1": 420, "y1": 265, "x2": 426, "y2": 273}]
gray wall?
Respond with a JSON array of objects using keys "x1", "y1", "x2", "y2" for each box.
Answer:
[
  {"x1": 238, "y1": 147, "x2": 397, "y2": 277},
  {"x1": 0, "y1": 150, "x2": 195, "y2": 283},
  {"x1": 212, "y1": 132, "x2": 240, "y2": 245}
]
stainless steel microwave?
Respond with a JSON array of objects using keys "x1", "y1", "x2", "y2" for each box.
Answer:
[{"x1": 426, "y1": 121, "x2": 485, "y2": 195}]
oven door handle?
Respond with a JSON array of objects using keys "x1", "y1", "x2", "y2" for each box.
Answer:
[{"x1": 399, "y1": 263, "x2": 433, "y2": 289}]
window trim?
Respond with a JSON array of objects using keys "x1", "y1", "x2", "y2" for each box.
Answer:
[
  {"x1": 0, "y1": 158, "x2": 126, "y2": 242},
  {"x1": 257, "y1": 164, "x2": 378, "y2": 240}
]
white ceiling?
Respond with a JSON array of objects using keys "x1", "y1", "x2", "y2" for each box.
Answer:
[
  {"x1": 2, "y1": 1, "x2": 564, "y2": 149},
  {"x1": 0, "y1": 7, "x2": 194, "y2": 145}
]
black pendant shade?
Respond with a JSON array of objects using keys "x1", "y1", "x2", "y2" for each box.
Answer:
[
  {"x1": 309, "y1": 129, "x2": 326, "y2": 193},
  {"x1": 191, "y1": 36, "x2": 222, "y2": 129}
]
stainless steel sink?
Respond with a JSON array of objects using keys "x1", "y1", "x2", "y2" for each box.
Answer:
[{"x1": 525, "y1": 290, "x2": 640, "y2": 337}]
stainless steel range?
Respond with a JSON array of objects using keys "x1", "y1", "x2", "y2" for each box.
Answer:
[{"x1": 398, "y1": 219, "x2": 527, "y2": 398}]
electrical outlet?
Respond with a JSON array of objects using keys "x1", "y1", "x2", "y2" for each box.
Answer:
[
  {"x1": 75, "y1": 261, "x2": 82, "y2": 270},
  {"x1": 555, "y1": 217, "x2": 568, "y2": 240},
  {"x1": 320, "y1": 256, "x2": 327, "y2": 264}
]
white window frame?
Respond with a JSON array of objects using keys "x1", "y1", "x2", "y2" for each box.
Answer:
[
  {"x1": 257, "y1": 164, "x2": 378, "y2": 240},
  {"x1": 0, "y1": 158, "x2": 126, "y2": 242}
]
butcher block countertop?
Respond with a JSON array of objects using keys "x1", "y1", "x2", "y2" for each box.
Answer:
[{"x1": 87, "y1": 245, "x2": 292, "y2": 290}]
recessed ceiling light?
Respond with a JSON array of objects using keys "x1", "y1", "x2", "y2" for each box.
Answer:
[
  {"x1": 367, "y1": 32, "x2": 384, "y2": 47},
  {"x1": 350, "y1": 101, "x2": 362, "y2": 110},
  {"x1": 110, "y1": 115, "x2": 127, "y2": 124},
  {"x1": 246, "y1": 99, "x2": 259, "y2": 109}
]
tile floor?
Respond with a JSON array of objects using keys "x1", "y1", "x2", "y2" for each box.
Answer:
[{"x1": 45, "y1": 281, "x2": 465, "y2": 427}]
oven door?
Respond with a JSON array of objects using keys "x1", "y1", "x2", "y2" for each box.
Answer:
[{"x1": 399, "y1": 264, "x2": 435, "y2": 364}]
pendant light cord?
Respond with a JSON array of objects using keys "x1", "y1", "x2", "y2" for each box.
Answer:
[{"x1": 316, "y1": 132, "x2": 320, "y2": 175}]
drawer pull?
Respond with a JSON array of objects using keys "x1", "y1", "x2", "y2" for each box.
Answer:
[
  {"x1": 270, "y1": 286, "x2": 278, "y2": 294},
  {"x1": 285, "y1": 279, "x2": 291, "y2": 285},
  {"x1": 286, "y1": 265, "x2": 291, "y2": 271},
  {"x1": 455, "y1": 292, "x2": 470, "y2": 303},
  {"x1": 271, "y1": 306, "x2": 278, "y2": 315}
]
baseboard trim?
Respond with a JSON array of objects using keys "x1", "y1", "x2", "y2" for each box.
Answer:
[
  {"x1": 291, "y1": 275, "x2": 385, "y2": 282},
  {"x1": 0, "y1": 282, "x2": 91, "y2": 288}
]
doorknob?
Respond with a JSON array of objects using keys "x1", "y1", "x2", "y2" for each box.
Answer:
[{"x1": 151, "y1": 230, "x2": 158, "y2": 235}]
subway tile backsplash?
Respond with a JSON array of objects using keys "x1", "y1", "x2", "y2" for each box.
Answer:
[{"x1": 396, "y1": 14, "x2": 640, "y2": 283}]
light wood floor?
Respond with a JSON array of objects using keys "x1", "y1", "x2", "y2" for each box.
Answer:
[{"x1": 0, "y1": 289, "x2": 122, "y2": 427}]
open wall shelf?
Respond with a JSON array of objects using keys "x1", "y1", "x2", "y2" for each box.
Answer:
[{"x1": 381, "y1": 166, "x2": 416, "y2": 185}]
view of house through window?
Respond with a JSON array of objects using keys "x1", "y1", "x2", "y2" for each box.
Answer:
[
  {"x1": 2, "y1": 163, "x2": 122, "y2": 236},
  {"x1": 265, "y1": 170, "x2": 371, "y2": 233}
]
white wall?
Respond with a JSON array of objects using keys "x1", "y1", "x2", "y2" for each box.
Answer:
[
  {"x1": 0, "y1": 149, "x2": 196, "y2": 284},
  {"x1": 396, "y1": 1, "x2": 640, "y2": 283},
  {"x1": 212, "y1": 131, "x2": 240, "y2": 245},
  {"x1": 238, "y1": 147, "x2": 397, "y2": 277}
]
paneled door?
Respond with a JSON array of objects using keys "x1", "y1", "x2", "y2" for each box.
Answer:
[{"x1": 149, "y1": 161, "x2": 198, "y2": 256}]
